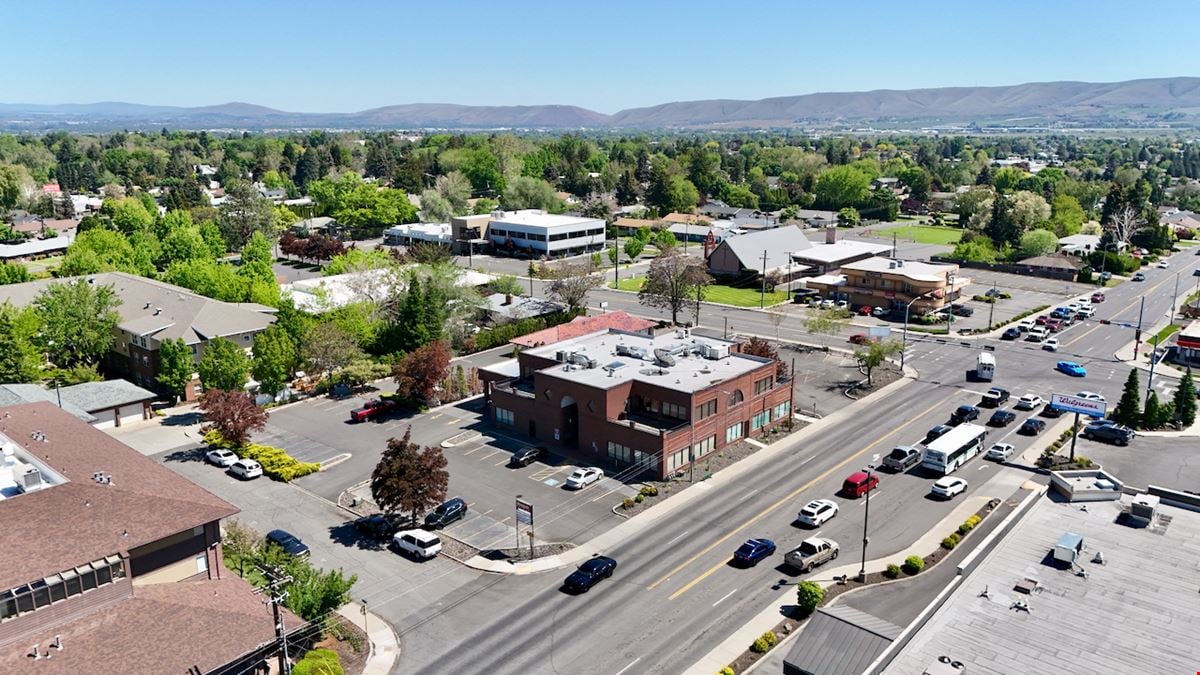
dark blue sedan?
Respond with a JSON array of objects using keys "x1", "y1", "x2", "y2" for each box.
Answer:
[
  {"x1": 265, "y1": 529, "x2": 310, "y2": 557},
  {"x1": 563, "y1": 555, "x2": 618, "y2": 593},
  {"x1": 733, "y1": 538, "x2": 777, "y2": 566}
]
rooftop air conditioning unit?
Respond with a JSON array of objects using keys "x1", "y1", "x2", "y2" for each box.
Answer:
[
  {"x1": 676, "y1": 328, "x2": 690, "y2": 339},
  {"x1": 704, "y1": 344, "x2": 730, "y2": 360},
  {"x1": 556, "y1": 351, "x2": 569, "y2": 362},
  {"x1": 1053, "y1": 532, "x2": 1084, "y2": 565},
  {"x1": 570, "y1": 352, "x2": 592, "y2": 367},
  {"x1": 15, "y1": 463, "x2": 45, "y2": 494},
  {"x1": 1130, "y1": 494, "x2": 1159, "y2": 522}
]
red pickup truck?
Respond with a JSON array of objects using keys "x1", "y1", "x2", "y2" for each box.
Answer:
[{"x1": 349, "y1": 399, "x2": 398, "y2": 423}]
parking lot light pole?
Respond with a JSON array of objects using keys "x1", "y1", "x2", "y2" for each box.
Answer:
[
  {"x1": 901, "y1": 291, "x2": 937, "y2": 370},
  {"x1": 987, "y1": 282, "x2": 998, "y2": 331},
  {"x1": 858, "y1": 454, "x2": 879, "y2": 582}
]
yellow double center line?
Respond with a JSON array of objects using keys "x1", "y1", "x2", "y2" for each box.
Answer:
[{"x1": 649, "y1": 391, "x2": 959, "y2": 600}]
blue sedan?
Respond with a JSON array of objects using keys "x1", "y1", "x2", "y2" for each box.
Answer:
[
  {"x1": 1055, "y1": 361, "x2": 1087, "y2": 377},
  {"x1": 733, "y1": 538, "x2": 776, "y2": 566}
]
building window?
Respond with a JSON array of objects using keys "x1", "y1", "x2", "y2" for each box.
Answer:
[
  {"x1": 607, "y1": 441, "x2": 632, "y2": 465},
  {"x1": 774, "y1": 401, "x2": 791, "y2": 420},
  {"x1": 754, "y1": 377, "x2": 773, "y2": 395},
  {"x1": 495, "y1": 408, "x2": 515, "y2": 426},
  {"x1": 634, "y1": 450, "x2": 660, "y2": 472},
  {"x1": 726, "y1": 422, "x2": 744, "y2": 443},
  {"x1": 695, "y1": 399, "x2": 717, "y2": 420},
  {"x1": 751, "y1": 410, "x2": 771, "y2": 431},
  {"x1": 1, "y1": 556, "x2": 124, "y2": 623},
  {"x1": 662, "y1": 401, "x2": 687, "y2": 420},
  {"x1": 728, "y1": 390, "x2": 744, "y2": 407},
  {"x1": 692, "y1": 434, "x2": 716, "y2": 459},
  {"x1": 667, "y1": 448, "x2": 687, "y2": 472}
]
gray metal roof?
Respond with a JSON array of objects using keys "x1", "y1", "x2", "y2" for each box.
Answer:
[
  {"x1": 783, "y1": 605, "x2": 900, "y2": 675},
  {"x1": 56, "y1": 380, "x2": 156, "y2": 412},
  {"x1": 716, "y1": 224, "x2": 813, "y2": 271}
]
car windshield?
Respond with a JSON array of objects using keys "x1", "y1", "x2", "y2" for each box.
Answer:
[{"x1": 889, "y1": 448, "x2": 909, "y2": 459}]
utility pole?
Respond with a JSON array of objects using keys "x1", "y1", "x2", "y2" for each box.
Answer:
[
  {"x1": 945, "y1": 272, "x2": 956, "y2": 334},
  {"x1": 858, "y1": 454, "x2": 879, "y2": 582},
  {"x1": 987, "y1": 282, "x2": 997, "y2": 331},
  {"x1": 760, "y1": 250, "x2": 769, "y2": 309},
  {"x1": 613, "y1": 231, "x2": 619, "y2": 287},
  {"x1": 1171, "y1": 272, "x2": 1180, "y2": 327},
  {"x1": 1134, "y1": 296, "x2": 1145, "y2": 360},
  {"x1": 1146, "y1": 334, "x2": 1161, "y2": 403},
  {"x1": 259, "y1": 565, "x2": 293, "y2": 675},
  {"x1": 892, "y1": 230, "x2": 898, "y2": 258}
]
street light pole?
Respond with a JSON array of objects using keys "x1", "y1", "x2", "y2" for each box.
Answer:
[
  {"x1": 1134, "y1": 297, "x2": 1146, "y2": 360},
  {"x1": 901, "y1": 291, "x2": 935, "y2": 370},
  {"x1": 987, "y1": 282, "x2": 997, "y2": 331},
  {"x1": 858, "y1": 454, "x2": 879, "y2": 581},
  {"x1": 1171, "y1": 271, "x2": 1180, "y2": 327}
]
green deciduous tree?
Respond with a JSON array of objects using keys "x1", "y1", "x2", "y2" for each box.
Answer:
[
  {"x1": 157, "y1": 337, "x2": 195, "y2": 403},
  {"x1": 637, "y1": 250, "x2": 712, "y2": 325},
  {"x1": 251, "y1": 326, "x2": 298, "y2": 396},
  {"x1": 302, "y1": 322, "x2": 362, "y2": 379},
  {"x1": 623, "y1": 237, "x2": 646, "y2": 261},
  {"x1": 101, "y1": 196, "x2": 155, "y2": 235},
  {"x1": 854, "y1": 339, "x2": 903, "y2": 385},
  {"x1": 837, "y1": 207, "x2": 861, "y2": 226},
  {"x1": 0, "y1": 303, "x2": 43, "y2": 383},
  {"x1": 1112, "y1": 369, "x2": 1141, "y2": 427},
  {"x1": 198, "y1": 336, "x2": 251, "y2": 392},
  {"x1": 501, "y1": 176, "x2": 564, "y2": 212},
  {"x1": 1018, "y1": 229, "x2": 1059, "y2": 259},
  {"x1": 370, "y1": 426, "x2": 449, "y2": 525},
  {"x1": 796, "y1": 580, "x2": 825, "y2": 612},
  {"x1": 60, "y1": 228, "x2": 142, "y2": 276},
  {"x1": 0, "y1": 262, "x2": 32, "y2": 286},
  {"x1": 813, "y1": 165, "x2": 871, "y2": 210},
  {"x1": 1050, "y1": 194, "x2": 1086, "y2": 236},
  {"x1": 33, "y1": 279, "x2": 120, "y2": 368}
]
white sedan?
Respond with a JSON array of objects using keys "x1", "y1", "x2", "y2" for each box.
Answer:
[
  {"x1": 930, "y1": 476, "x2": 968, "y2": 499},
  {"x1": 1041, "y1": 337, "x2": 1059, "y2": 352},
  {"x1": 1157, "y1": 260, "x2": 1169, "y2": 269},
  {"x1": 1015, "y1": 394, "x2": 1043, "y2": 410},
  {"x1": 205, "y1": 449, "x2": 238, "y2": 467},
  {"x1": 985, "y1": 443, "x2": 1015, "y2": 461},
  {"x1": 229, "y1": 458, "x2": 263, "y2": 480},
  {"x1": 1075, "y1": 391, "x2": 1106, "y2": 402},
  {"x1": 565, "y1": 467, "x2": 604, "y2": 489},
  {"x1": 796, "y1": 499, "x2": 839, "y2": 527}
]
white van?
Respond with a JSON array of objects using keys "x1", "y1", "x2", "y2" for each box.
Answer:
[
  {"x1": 392, "y1": 529, "x2": 442, "y2": 560},
  {"x1": 976, "y1": 352, "x2": 995, "y2": 381}
]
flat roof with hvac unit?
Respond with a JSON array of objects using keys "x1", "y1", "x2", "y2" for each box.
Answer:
[
  {"x1": 523, "y1": 329, "x2": 763, "y2": 393},
  {"x1": 884, "y1": 488, "x2": 1200, "y2": 675}
]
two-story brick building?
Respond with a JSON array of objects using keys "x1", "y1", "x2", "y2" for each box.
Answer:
[
  {"x1": 0, "y1": 402, "x2": 300, "y2": 674},
  {"x1": 0, "y1": 273, "x2": 276, "y2": 401},
  {"x1": 481, "y1": 328, "x2": 791, "y2": 479},
  {"x1": 806, "y1": 257, "x2": 967, "y2": 315}
]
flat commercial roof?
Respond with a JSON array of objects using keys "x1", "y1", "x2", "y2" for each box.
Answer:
[
  {"x1": 841, "y1": 256, "x2": 958, "y2": 282},
  {"x1": 524, "y1": 329, "x2": 770, "y2": 394},
  {"x1": 886, "y1": 493, "x2": 1200, "y2": 675},
  {"x1": 792, "y1": 240, "x2": 893, "y2": 265},
  {"x1": 489, "y1": 209, "x2": 600, "y2": 229}
]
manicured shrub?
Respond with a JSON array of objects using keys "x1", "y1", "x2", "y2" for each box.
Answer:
[
  {"x1": 294, "y1": 649, "x2": 343, "y2": 675},
  {"x1": 884, "y1": 564, "x2": 901, "y2": 579},
  {"x1": 634, "y1": 493, "x2": 644, "y2": 503},
  {"x1": 719, "y1": 668, "x2": 735, "y2": 675},
  {"x1": 204, "y1": 430, "x2": 321, "y2": 481},
  {"x1": 903, "y1": 555, "x2": 925, "y2": 574},
  {"x1": 622, "y1": 497, "x2": 636, "y2": 509},
  {"x1": 796, "y1": 580, "x2": 825, "y2": 611},
  {"x1": 639, "y1": 485, "x2": 659, "y2": 497},
  {"x1": 750, "y1": 630, "x2": 778, "y2": 654},
  {"x1": 941, "y1": 534, "x2": 960, "y2": 550}
]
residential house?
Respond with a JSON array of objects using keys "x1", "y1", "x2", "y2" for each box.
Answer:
[
  {"x1": 282, "y1": 267, "x2": 494, "y2": 313},
  {"x1": 0, "y1": 273, "x2": 276, "y2": 401},
  {"x1": 806, "y1": 258, "x2": 966, "y2": 314},
  {"x1": 706, "y1": 225, "x2": 814, "y2": 282},
  {"x1": 480, "y1": 328, "x2": 790, "y2": 479},
  {"x1": 0, "y1": 402, "x2": 303, "y2": 674},
  {"x1": 483, "y1": 294, "x2": 566, "y2": 325},
  {"x1": 0, "y1": 380, "x2": 154, "y2": 429},
  {"x1": 292, "y1": 216, "x2": 337, "y2": 236}
]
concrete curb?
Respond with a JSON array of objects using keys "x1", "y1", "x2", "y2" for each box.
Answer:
[
  {"x1": 460, "y1": 375, "x2": 918, "y2": 574},
  {"x1": 336, "y1": 602, "x2": 400, "y2": 675}
]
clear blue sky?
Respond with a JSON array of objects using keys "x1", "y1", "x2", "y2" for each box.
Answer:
[{"x1": 11, "y1": 0, "x2": 1198, "y2": 113}]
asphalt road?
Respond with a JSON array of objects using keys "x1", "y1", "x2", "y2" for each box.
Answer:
[{"x1": 392, "y1": 247, "x2": 1200, "y2": 674}]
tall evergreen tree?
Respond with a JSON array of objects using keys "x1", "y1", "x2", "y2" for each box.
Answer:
[
  {"x1": 1173, "y1": 368, "x2": 1197, "y2": 428},
  {"x1": 1112, "y1": 369, "x2": 1141, "y2": 427},
  {"x1": 1142, "y1": 391, "x2": 1162, "y2": 430}
]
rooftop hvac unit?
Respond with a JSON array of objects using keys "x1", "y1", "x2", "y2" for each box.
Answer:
[
  {"x1": 569, "y1": 352, "x2": 593, "y2": 367},
  {"x1": 1053, "y1": 532, "x2": 1084, "y2": 565},
  {"x1": 556, "y1": 351, "x2": 569, "y2": 362},
  {"x1": 1130, "y1": 494, "x2": 1159, "y2": 522},
  {"x1": 615, "y1": 344, "x2": 647, "y2": 360},
  {"x1": 15, "y1": 463, "x2": 45, "y2": 494},
  {"x1": 676, "y1": 328, "x2": 690, "y2": 339},
  {"x1": 703, "y1": 344, "x2": 730, "y2": 360}
]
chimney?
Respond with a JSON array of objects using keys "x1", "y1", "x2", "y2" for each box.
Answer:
[
  {"x1": 825, "y1": 225, "x2": 837, "y2": 245},
  {"x1": 504, "y1": 294, "x2": 513, "y2": 306}
]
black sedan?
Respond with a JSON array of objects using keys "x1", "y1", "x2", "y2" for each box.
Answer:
[
  {"x1": 509, "y1": 446, "x2": 546, "y2": 468},
  {"x1": 732, "y1": 538, "x2": 777, "y2": 567},
  {"x1": 265, "y1": 529, "x2": 310, "y2": 557},
  {"x1": 1040, "y1": 402, "x2": 1063, "y2": 418},
  {"x1": 563, "y1": 555, "x2": 618, "y2": 593},
  {"x1": 354, "y1": 513, "x2": 405, "y2": 539},
  {"x1": 988, "y1": 410, "x2": 1017, "y2": 427},
  {"x1": 1018, "y1": 418, "x2": 1047, "y2": 435}
]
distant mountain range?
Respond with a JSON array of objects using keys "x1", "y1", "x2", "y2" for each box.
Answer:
[{"x1": 3, "y1": 77, "x2": 1200, "y2": 131}]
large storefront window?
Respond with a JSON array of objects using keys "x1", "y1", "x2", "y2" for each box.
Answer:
[
  {"x1": 495, "y1": 408, "x2": 515, "y2": 426},
  {"x1": 726, "y1": 422, "x2": 744, "y2": 443}
]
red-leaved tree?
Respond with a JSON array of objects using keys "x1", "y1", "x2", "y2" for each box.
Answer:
[
  {"x1": 200, "y1": 389, "x2": 268, "y2": 445},
  {"x1": 743, "y1": 336, "x2": 788, "y2": 380},
  {"x1": 393, "y1": 340, "x2": 452, "y2": 405},
  {"x1": 370, "y1": 426, "x2": 449, "y2": 524}
]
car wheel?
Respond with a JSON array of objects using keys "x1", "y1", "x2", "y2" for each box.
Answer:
[
  {"x1": 832, "y1": 550, "x2": 839, "y2": 560},
  {"x1": 606, "y1": 568, "x2": 613, "y2": 578}
]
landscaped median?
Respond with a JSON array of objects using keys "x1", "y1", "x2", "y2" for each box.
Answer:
[{"x1": 204, "y1": 429, "x2": 321, "y2": 481}]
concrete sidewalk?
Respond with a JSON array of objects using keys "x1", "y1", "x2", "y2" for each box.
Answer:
[
  {"x1": 462, "y1": 375, "x2": 918, "y2": 575},
  {"x1": 336, "y1": 602, "x2": 400, "y2": 675},
  {"x1": 107, "y1": 403, "x2": 204, "y2": 456},
  {"x1": 683, "y1": 467, "x2": 1035, "y2": 675}
]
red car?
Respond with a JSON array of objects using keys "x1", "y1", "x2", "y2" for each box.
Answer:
[
  {"x1": 858, "y1": 305, "x2": 874, "y2": 316},
  {"x1": 849, "y1": 334, "x2": 875, "y2": 345},
  {"x1": 1090, "y1": 292, "x2": 1105, "y2": 303},
  {"x1": 1035, "y1": 315, "x2": 1051, "y2": 326},
  {"x1": 349, "y1": 398, "x2": 398, "y2": 423},
  {"x1": 1045, "y1": 318, "x2": 1064, "y2": 332}
]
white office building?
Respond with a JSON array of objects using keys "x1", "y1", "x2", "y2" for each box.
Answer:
[{"x1": 487, "y1": 210, "x2": 606, "y2": 256}]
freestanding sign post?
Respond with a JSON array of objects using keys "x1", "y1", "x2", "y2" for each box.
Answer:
[
  {"x1": 515, "y1": 497, "x2": 534, "y2": 558},
  {"x1": 1051, "y1": 394, "x2": 1108, "y2": 461}
]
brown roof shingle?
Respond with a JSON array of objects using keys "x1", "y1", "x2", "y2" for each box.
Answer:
[{"x1": 0, "y1": 403, "x2": 238, "y2": 590}]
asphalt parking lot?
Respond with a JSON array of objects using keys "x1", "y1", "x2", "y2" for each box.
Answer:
[
  {"x1": 267, "y1": 391, "x2": 632, "y2": 549},
  {"x1": 1070, "y1": 433, "x2": 1200, "y2": 491}
]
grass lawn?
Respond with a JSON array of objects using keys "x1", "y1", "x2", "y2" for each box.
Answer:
[
  {"x1": 22, "y1": 255, "x2": 62, "y2": 275},
  {"x1": 874, "y1": 225, "x2": 963, "y2": 245},
  {"x1": 1153, "y1": 323, "x2": 1182, "y2": 344},
  {"x1": 609, "y1": 277, "x2": 789, "y2": 307}
]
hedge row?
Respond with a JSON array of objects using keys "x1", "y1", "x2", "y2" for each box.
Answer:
[{"x1": 204, "y1": 430, "x2": 321, "y2": 481}]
